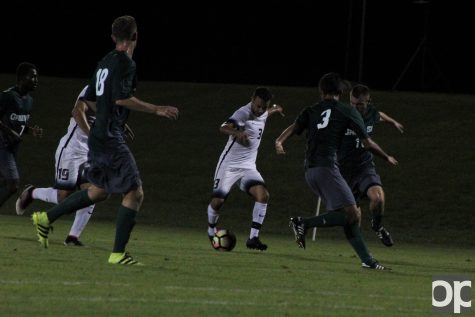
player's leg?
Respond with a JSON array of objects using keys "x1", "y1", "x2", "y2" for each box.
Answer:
[
  {"x1": 65, "y1": 181, "x2": 95, "y2": 246},
  {"x1": 367, "y1": 185, "x2": 393, "y2": 246},
  {"x1": 104, "y1": 146, "x2": 143, "y2": 265},
  {"x1": 240, "y1": 170, "x2": 268, "y2": 250},
  {"x1": 0, "y1": 148, "x2": 19, "y2": 208},
  {"x1": 207, "y1": 166, "x2": 240, "y2": 240}
]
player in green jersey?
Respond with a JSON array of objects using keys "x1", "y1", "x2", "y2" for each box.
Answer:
[
  {"x1": 0, "y1": 62, "x2": 43, "y2": 208},
  {"x1": 31, "y1": 16, "x2": 179, "y2": 265},
  {"x1": 275, "y1": 73, "x2": 397, "y2": 270}
]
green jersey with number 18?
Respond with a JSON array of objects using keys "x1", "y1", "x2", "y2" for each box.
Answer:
[
  {"x1": 294, "y1": 99, "x2": 368, "y2": 168},
  {"x1": 84, "y1": 50, "x2": 137, "y2": 153}
]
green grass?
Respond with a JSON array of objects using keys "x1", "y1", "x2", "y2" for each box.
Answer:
[{"x1": 0, "y1": 214, "x2": 473, "y2": 317}]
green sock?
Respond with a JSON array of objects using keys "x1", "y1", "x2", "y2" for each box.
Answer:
[
  {"x1": 47, "y1": 190, "x2": 93, "y2": 223},
  {"x1": 302, "y1": 210, "x2": 347, "y2": 228},
  {"x1": 112, "y1": 205, "x2": 137, "y2": 253},
  {"x1": 344, "y1": 223, "x2": 373, "y2": 263}
]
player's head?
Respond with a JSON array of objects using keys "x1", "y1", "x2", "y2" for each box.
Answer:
[
  {"x1": 16, "y1": 62, "x2": 38, "y2": 92},
  {"x1": 112, "y1": 15, "x2": 137, "y2": 43},
  {"x1": 251, "y1": 87, "x2": 273, "y2": 117},
  {"x1": 318, "y1": 72, "x2": 350, "y2": 98},
  {"x1": 350, "y1": 84, "x2": 371, "y2": 114}
]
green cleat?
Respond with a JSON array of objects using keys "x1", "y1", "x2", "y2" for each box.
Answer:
[
  {"x1": 32, "y1": 211, "x2": 52, "y2": 248},
  {"x1": 108, "y1": 252, "x2": 143, "y2": 266}
]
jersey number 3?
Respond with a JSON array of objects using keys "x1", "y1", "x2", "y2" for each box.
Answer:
[
  {"x1": 95, "y1": 68, "x2": 109, "y2": 96},
  {"x1": 317, "y1": 109, "x2": 331, "y2": 129}
]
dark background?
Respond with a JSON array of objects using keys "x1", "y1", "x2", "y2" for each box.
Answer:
[{"x1": 2, "y1": 1, "x2": 474, "y2": 94}]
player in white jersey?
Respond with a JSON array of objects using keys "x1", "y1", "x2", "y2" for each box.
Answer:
[
  {"x1": 16, "y1": 86, "x2": 96, "y2": 246},
  {"x1": 207, "y1": 87, "x2": 284, "y2": 251}
]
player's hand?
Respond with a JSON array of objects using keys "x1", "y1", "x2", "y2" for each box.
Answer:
[
  {"x1": 270, "y1": 104, "x2": 285, "y2": 117},
  {"x1": 31, "y1": 125, "x2": 44, "y2": 138},
  {"x1": 386, "y1": 156, "x2": 398, "y2": 166},
  {"x1": 275, "y1": 140, "x2": 285, "y2": 155},
  {"x1": 156, "y1": 106, "x2": 179, "y2": 120},
  {"x1": 235, "y1": 131, "x2": 249, "y2": 146},
  {"x1": 394, "y1": 122, "x2": 404, "y2": 133},
  {"x1": 124, "y1": 123, "x2": 135, "y2": 141}
]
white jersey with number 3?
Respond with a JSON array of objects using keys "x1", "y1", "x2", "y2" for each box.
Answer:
[{"x1": 217, "y1": 103, "x2": 268, "y2": 170}]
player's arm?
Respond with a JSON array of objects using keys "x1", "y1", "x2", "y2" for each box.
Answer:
[
  {"x1": 219, "y1": 121, "x2": 249, "y2": 146},
  {"x1": 275, "y1": 122, "x2": 299, "y2": 155},
  {"x1": 72, "y1": 99, "x2": 92, "y2": 135},
  {"x1": 116, "y1": 97, "x2": 179, "y2": 120},
  {"x1": 379, "y1": 111, "x2": 404, "y2": 133},
  {"x1": 361, "y1": 137, "x2": 398, "y2": 165},
  {"x1": 267, "y1": 104, "x2": 285, "y2": 117}
]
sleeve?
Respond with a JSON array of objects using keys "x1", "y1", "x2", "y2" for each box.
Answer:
[
  {"x1": 294, "y1": 107, "x2": 309, "y2": 135},
  {"x1": 347, "y1": 107, "x2": 369, "y2": 139},
  {"x1": 112, "y1": 58, "x2": 136, "y2": 101},
  {"x1": 227, "y1": 107, "x2": 248, "y2": 128}
]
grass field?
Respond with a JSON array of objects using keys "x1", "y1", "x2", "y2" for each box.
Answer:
[{"x1": 0, "y1": 214, "x2": 473, "y2": 317}]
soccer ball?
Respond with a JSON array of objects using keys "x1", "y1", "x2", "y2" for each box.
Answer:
[{"x1": 212, "y1": 229, "x2": 237, "y2": 251}]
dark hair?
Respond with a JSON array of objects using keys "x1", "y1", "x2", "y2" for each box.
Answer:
[
  {"x1": 112, "y1": 15, "x2": 137, "y2": 41},
  {"x1": 253, "y1": 87, "x2": 273, "y2": 102},
  {"x1": 351, "y1": 84, "x2": 370, "y2": 98},
  {"x1": 318, "y1": 72, "x2": 350, "y2": 96},
  {"x1": 16, "y1": 62, "x2": 36, "y2": 81}
]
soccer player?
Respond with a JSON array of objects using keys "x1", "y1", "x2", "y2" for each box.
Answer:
[
  {"x1": 207, "y1": 87, "x2": 284, "y2": 251},
  {"x1": 0, "y1": 62, "x2": 43, "y2": 208},
  {"x1": 338, "y1": 84, "x2": 404, "y2": 247},
  {"x1": 31, "y1": 15, "x2": 179, "y2": 265},
  {"x1": 275, "y1": 73, "x2": 397, "y2": 270},
  {"x1": 16, "y1": 86, "x2": 96, "y2": 246}
]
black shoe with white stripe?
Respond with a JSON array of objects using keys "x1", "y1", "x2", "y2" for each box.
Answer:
[
  {"x1": 289, "y1": 217, "x2": 306, "y2": 249},
  {"x1": 376, "y1": 226, "x2": 394, "y2": 247},
  {"x1": 362, "y1": 259, "x2": 391, "y2": 270}
]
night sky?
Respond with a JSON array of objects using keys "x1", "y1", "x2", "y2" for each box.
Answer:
[{"x1": 3, "y1": 1, "x2": 474, "y2": 94}]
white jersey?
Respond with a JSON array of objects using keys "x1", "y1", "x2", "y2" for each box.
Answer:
[
  {"x1": 57, "y1": 86, "x2": 95, "y2": 156},
  {"x1": 216, "y1": 103, "x2": 268, "y2": 170}
]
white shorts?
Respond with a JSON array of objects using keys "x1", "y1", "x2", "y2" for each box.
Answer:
[
  {"x1": 212, "y1": 166, "x2": 265, "y2": 199},
  {"x1": 54, "y1": 144, "x2": 88, "y2": 190}
]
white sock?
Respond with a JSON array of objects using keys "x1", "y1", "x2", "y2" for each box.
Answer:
[
  {"x1": 32, "y1": 187, "x2": 58, "y2": 204},
  {"x1": 207, "y1": 204, "x2": 219, "y2": 236},
  {"x1": 250, "y1": 202, "x2": 267, "y2": 239},
  {"x1": 68, "y1": 204, "x2": 95, "y2": 238}
]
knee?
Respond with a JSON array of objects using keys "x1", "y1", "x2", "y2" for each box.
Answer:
[
  {"x1": 345, "y1": 206, "x2": 361, "y2": 224},
  {"x1": 257, "y1": 190, "x2": 269, "y2": 204},
  {"x1": 210, "y1": 198, "x2": 224, "y2": 211},
  {"x1": 134, "y1": 188, "x2": 144, "y2": 205},
  {"x1": 368, "y1": 187, "x2": 385, "y2": 206}
]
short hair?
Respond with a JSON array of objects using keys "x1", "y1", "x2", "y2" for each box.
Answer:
[
  {"x1": 112, "y1": 15, "x2": 137, "y2": 41},
  {"x1": 318, "y1": 72, "x2": 350, "y2": 96},
  {"x1": 351, "y1": 84, "x2": 370, "y2": 98},
  {"x1": 253, "y1": 87, "x2": 273, "y2": 102},
  {"x1": 16, "y1": 62, "x2": 36, "y2": 81}
]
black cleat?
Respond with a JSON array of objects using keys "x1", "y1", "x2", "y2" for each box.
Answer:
[
  {"x1": 64, "y1": 235, "x2": 84, "y2": 246},
  {"x1": 246, "y1": 237, "x2": 268, "y2": 251},
  {"x1": 16, "y1": 184, "x2": 35, "y2": 215},
  {"x1": 376, "y1": 227, "x2": 394, "y2": 247},
  {"x1": 362, "y1": 259, "x2": 391, "y2": 270},
  {"x1": 289, "y1": 217, "x2": 306, "y2": 249}
]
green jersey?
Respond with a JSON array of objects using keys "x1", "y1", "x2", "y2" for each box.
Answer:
[
  {"x1": 338, "y1": 104, "x2": 380, "y2": 169},
  {"x1": 0, "y1": 87, "x2": 33, "y2": 151},
  {"x1": 84, "y1": 50, "x2": 137, "y2": 152},
  {"x1": 295, "y1": 99, "x2": 368, "y2": 168}
]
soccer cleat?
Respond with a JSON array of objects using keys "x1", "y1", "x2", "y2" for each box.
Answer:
[
  {"x1": 64, "y1": 235, "x2": 84, "y2": 247},
  {"x1": 362, "y1": 259, "x2": 391, "y2": 271},
  {"x1": 108, "y1": 252, "x2": 143, "y2": 266},
  {"x1": 16, "y1": 184, "x2": 35, "y2": 215},
  {"x1": 376, "y1": 226, "x2": 394, "y2": 247},
  {"x1": 289, "y1": 217, "x2": 306, "y2": 249},
  {"x1": 246, "y1": 237, "x2": 268, "y2": 251},
  {"x1": 32, "y1": 211, "x2": 52, "y2": 248}
]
